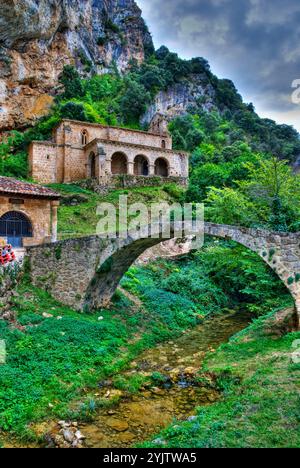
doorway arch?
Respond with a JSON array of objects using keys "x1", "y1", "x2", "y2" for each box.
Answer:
[
  {"x1": 134, "y1": 155, "x2": 149, "y2": 176},
  {"x1": 0, "y1": 211, "x2": 33, "y2": 247},
  {"x1": 155, "y1": 157, "x2": 169, "y2": 177},
  {"x1": 111, "y1": 152, "x2": 128, "y2": 175},
  {"x1": 88, "y1": 152, "x2": 96, "y2": 179}
]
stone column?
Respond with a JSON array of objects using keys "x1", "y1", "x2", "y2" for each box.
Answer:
[
  {"x1": 51, "y1": 201, "x2": 59, "y2": 242},
  {"x1": 98, "y1": 150, "x2": 107, "y2": 181},
  {"x1": 149, "y1": 164, "x2": 155, "y2": 176},
  {"x1": 128, "y1": 162, "x2": 134, "y2": 175}
]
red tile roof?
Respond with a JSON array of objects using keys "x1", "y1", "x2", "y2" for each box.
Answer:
[{"x1": 0, "y1": 177, "x2": 60, "y2": 199}]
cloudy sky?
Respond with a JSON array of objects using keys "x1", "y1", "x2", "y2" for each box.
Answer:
[{"x1": 136, "y1": 0, "x2": 300, "y2": 131}]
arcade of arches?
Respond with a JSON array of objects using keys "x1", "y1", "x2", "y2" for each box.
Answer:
[
  {"x1": 134, "y1": 155, "x2": 149, "y2": 176},
  {"x1": 111, "y1": 152, "x2": 128, "y2": 175},
  {"x1": 109, "y1": 152, "x2": 168, "y2": 177},
  {"x1": 29, "y1": 119, "x2": 189, "y2": 184}
]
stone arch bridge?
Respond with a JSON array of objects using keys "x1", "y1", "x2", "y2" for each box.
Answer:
[{"x1": 26, "y1": 222, "x2": 300, "y2": 327}]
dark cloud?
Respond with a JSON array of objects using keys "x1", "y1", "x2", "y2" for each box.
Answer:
[{"x1": 137, "y1": 0, "x2": 300, "y2": 130}]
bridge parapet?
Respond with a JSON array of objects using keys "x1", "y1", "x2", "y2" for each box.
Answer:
[{"x1": 26, "y1": 222, "x2": 300, "y2": 327}]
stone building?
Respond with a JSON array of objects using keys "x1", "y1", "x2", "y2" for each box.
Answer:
[
  {"x1": 29, "y1": 115, "x2": 189, "y2": 185},
  {"x1": 0, "y1": 177, "x2": 60, "y2": 247}
]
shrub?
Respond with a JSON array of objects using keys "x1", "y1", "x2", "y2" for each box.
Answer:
[
  {"x1": 59, "y1": 102, "x2": 88, "y2": 121},
  {"x1": 58, "y1": 65, "x2": 85, "y2": 100},
  {"x1": 120, "y1": 80, "x2": 151, "y2": 124}
]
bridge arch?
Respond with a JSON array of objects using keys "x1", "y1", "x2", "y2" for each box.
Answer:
[
  {"x1": 26, "y1": 222, "x2": 300, "y2": 327},
  {"x1": 87, "y1": 152, "x2": 96, "y2": 179}
]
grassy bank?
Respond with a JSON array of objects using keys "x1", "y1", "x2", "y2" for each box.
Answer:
[
  {"x1": 0, "y1": 278, "x2": 191, "y2": 442},
  {"x1": 0, "y1": 242, "x2": 291, "y2": 443},
  {"x1": 141, "y1": 308, "x2": 300, "y2": 448},
  {"x1": 49, "y1": 183, "x2": 184, "y2": 240}
]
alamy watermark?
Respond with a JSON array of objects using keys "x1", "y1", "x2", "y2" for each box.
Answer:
[
  {"x1": 96, "y1": 196, "x2": 204, "y2": 249},
  {"x1": 291, "y1": 79, "x2": 300, "y2": 104},
  {"x1": 0, "y1": 340, "x2": 6, "y2": 364}
]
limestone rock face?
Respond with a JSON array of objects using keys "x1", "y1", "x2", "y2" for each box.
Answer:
[
  {"x1": 0, "y1": 0, "x2": 153, "y2": 130},
  {"x1": 141, "y1": 74, "x2": 216, "y2": 126}
]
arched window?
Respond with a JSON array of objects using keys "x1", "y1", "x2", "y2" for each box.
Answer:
[
  {"x1": 161, "y1": 140, "x2": 166, "y2": 149},
  {"x1": 134, "y1": 155, "x2": 149, "y2": 176},
  {"x1": 111, "y1": 152, "x2": 128, "y2": 175},
  {"x1": 0, "y1": 211, "x2": 33, "y2": 247},
  {"x1": 155, "y1": 158, "x2": 169, "y2": 177},
  {"x1": 81, "y1": 130, "x2": 88, "y2": 146}
]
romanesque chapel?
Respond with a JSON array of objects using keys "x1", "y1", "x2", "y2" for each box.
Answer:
[{"x1": 29, "y1": 114, "x2": 189, "y2": 185}]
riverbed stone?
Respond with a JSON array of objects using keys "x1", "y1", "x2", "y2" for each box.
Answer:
[
  {"x1": 106, "y1": 419, "x2": 129, "y2": 432},
  {"x1": 62, "y1": 429, "x2": 74, "y2": 443},
  {"x1": 118, "y1": 432, "x2": 135, "y2": 443}
]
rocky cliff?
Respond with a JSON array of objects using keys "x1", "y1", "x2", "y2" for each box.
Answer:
[
  {"x1": 0, "y1": 0, "x2": 153, "y2": 130},
  {"x1": 141, "y1": 75, "x2": 216, "y2": 127}
]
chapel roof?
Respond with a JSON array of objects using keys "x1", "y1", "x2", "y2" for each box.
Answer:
[{"x1": 0, "y1": 177, "x2": 60, "y2": 200}]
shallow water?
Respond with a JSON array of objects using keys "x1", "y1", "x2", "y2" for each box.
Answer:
[
  {"x1": 1, "y1": 310, "x2": 251, "y2": 448},
  {"x1": 77, "y1": 310, "x2": 251, "y2": 448}
]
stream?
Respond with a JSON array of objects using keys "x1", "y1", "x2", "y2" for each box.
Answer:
[
  {"x1": 1, "y1": 310, "x2": 251, "y2": 448},
  {"x1": 54, "y1": 310, "x2": 251, "y2": 448}
]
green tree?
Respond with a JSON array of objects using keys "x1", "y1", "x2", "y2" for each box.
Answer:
[
  {"x1": 238, "y1": 157, "x2": 300, "y2": 230},
  {"x1": 58, "y1": 65, "x2": 85, "y2": 100},
  {"x1": 186, "y1": 163, "x2": 232, "y2": 202},
  {"x1": 139, "y1": 69, "x2": 165, "y2": 93},
  {"x1": 120, "y1": 80, "x2": 151, "y2": 123},
  {"x1": 60, "y1": 102, "x2": 88, "y2": 121},
  {"x1": 169, "y1": 115, "x2": 204, "y2": 151},
  {"x1": 268, "y1": 195, "x2": 288, "y2": 232},
  {"x1": 205, "y1": 187, "x2": 257, "y2": 226},
  {"x1": 239, "y1": 157, "x2": 300, "y2": 206}
]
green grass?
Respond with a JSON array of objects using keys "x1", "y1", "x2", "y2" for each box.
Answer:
[
  {"x1": 0, "y1": 245, "x2": 290, "y2": 442},
  {"x1": 140, "y1": 309, "x2": 300, "y2": 448},
  {"x1": 0, "y1": 265, "x2": 203, "y2": 441},
  {"x1": 49, "y1": 183, "x2": 184, "y2": 239},
  {"x1": 0, "y1": 182, "x2": 296, "y2": 447}
]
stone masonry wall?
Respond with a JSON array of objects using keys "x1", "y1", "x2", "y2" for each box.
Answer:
[
  {"x1": 29, "y1": 142, "x2": 58, "y2": 184},
  {"x1": 77, "y1": 175, "x2": 187, "y2": 195},
  {"x1": 27, "y1": 222, "x2": 300, "y2": 327},
  {"x1": 0, "y1": 195, "x2": 52, "y2": 246},
  {"x1": 29, "y1": 120, "x2": 186, "y2": 184},
  {"x1": 60, "y1": 121, "x2": 172, "y2": 149}
]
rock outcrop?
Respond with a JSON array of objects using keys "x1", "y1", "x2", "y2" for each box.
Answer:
[
  {"x1": 141, "y1": 74, "x2": 216, "y2": 126},
  {"x1": 0, "y1": 0, "x2": 153, "y2": 130}
]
